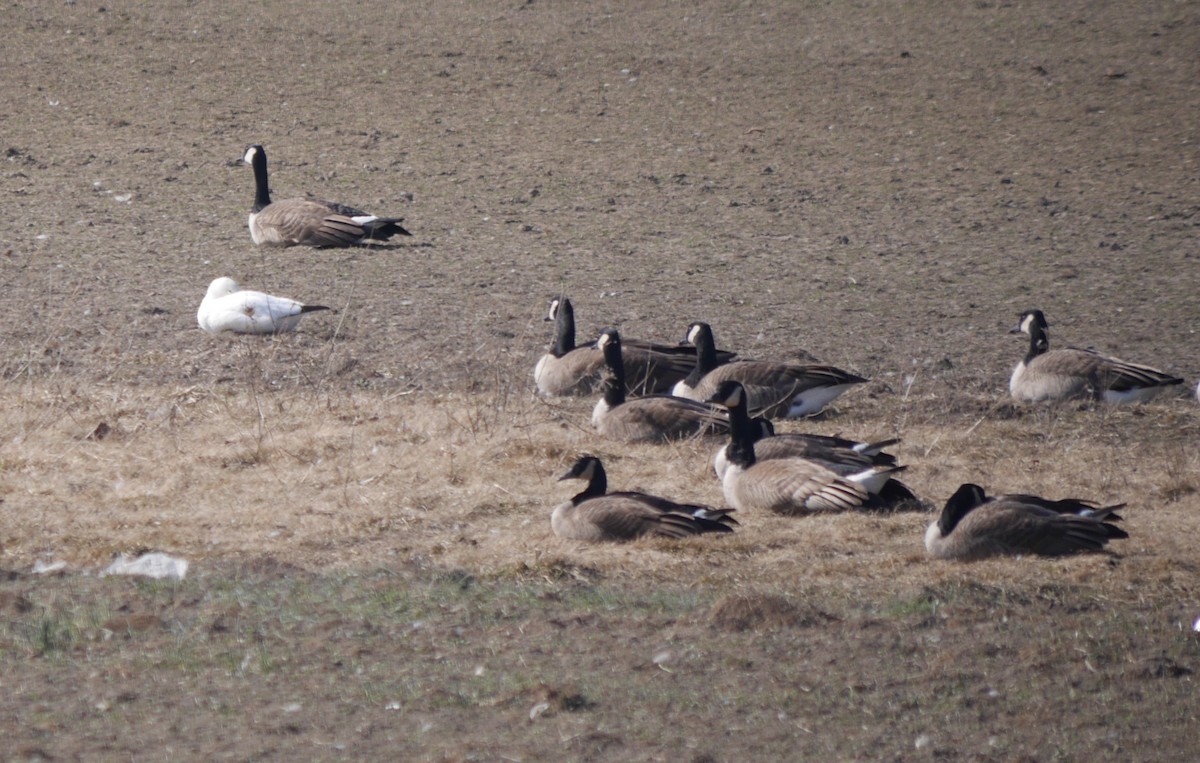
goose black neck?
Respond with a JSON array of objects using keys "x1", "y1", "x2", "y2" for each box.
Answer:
[
  {"x1": 724, "y1": 394, "x2": 758, "y2": 468},
  {"x1": 250, "y1": 150, "x2": 272, "y2": 212},
  {"x1": 551, "y1": 298, "x2": 576, "y2": 357},
  {"x1": 1025, "y1": 323, "x2": 1049, "y2": 364},
  {"x1": 572, "y1": 461, "x2": 608, "y2": 503},
  {"x1": 683, "y1": 324, "x2": 720, "y2": 386},
  {"x1": 600, "y1": 335, "x2": 627, "y2": 408}
]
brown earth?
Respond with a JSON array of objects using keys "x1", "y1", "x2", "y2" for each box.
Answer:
[{"x1": 2, "y1": 1, "x2": 1199, "y2": 760}]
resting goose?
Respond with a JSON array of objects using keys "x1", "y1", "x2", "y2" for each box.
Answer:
[
  {"x1": 197, "y1": 277, "x2": 331, "y2": 335},
  {"x1": 592, "y1": 328, "x2": 731, "y2": 443},
  {"x1": 551, "y1": 456, "x2": 737, "y2": 542},
  {"x1": 534, "y1": 297, "x2": 735, "y2": 396},
  {"x1": 706, "y1": 381, "x2": 908, "y2": 515},
  {"x1": 925, "y1": 483, "x2": 1128, "y2": 561},
  {"x1": 239, "y1": 145, "x2": 412, "y2": 247},
  {"x1": 712, "y1": 415, "x2": 901, "y2": 481},
  {"x1": 1009, "y1": 309, "x2": 1183, "y2": 403},
  {"x1": 673, "y1": 322, "x2": 867, "y2": 418}
]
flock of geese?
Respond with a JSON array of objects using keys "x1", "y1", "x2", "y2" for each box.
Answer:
[
  {"x1": 536, "y1": 296, "x2": 1172, "y2": 560},
  {"x1": 201, "y1": 145, "x2": 1194, "y2": 563}
]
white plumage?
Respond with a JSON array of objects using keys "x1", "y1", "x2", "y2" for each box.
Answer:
[{"x1": 197, "y1": 277, "x2": 331, "y2": 335}]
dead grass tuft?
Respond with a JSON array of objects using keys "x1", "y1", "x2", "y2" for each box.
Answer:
[
  {"x1": 101, "y1": 612, "x2": 167, "y2": 636},
  {"x1": 1140, "y1": 655, "x2": 1193, "y2": 680},
  {"x1": 564, "y1": 732, "x2": 625, "y2": 758},
  {"x1": 506, "y1": 555, "x2": 604, "y2": 583},
  {"x1": 488, "y1": 682, "x2": 593, "y2": 715},
  {"x1": 708, "y1": 592, "x2": 835, "y2": 632},
  {"x1": 0, "y1": 590, "x2": 33, "y2": 614}
]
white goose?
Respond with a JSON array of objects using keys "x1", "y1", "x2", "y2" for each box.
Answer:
[{"x1": 197, "y1": 277, "x2": 331, "y2": 335}]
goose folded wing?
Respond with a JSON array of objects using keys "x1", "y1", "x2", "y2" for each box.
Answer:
[
  {"x1": 624, "y1": 397, "x2": 730, "y2": 433},
  {"x1": 578, "y1": 497, "x2": 727, "y2": 539},
  {"x1": 1099, "y1": 357, "x2": 1183, "y2": 390},
  {"x1": 745, "y1": 459, "x2": 871, "y2": 513},
  {"x1": 263, "y1": 199, "x2": 364, "y2": 247},
  {"x1": 963, "y1": 504, "x2": 1119, "y2": 556},
  {"x1": 752, "y1": 437, "x2": 879, "y2": 470},
  {"x1": 610, "y1": 492, "x2": 738, "y2": 528}
]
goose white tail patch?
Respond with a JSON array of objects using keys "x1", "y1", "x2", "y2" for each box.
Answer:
[
  {"x1": 786, "y1": 383, "x2": 855, "y2": 417},
  {"x1": 1102, "y1": 386, "x2": 1166, "y2": 404},
  {"x1": 592, "y1": 398, "x2": 612, "y2": 426},
  {"x1": 924, "y1": 521, "x2": 944, "y2": 553},
  {"x1": 848, "y1": 467, "x2": 893, "y2": 495}
]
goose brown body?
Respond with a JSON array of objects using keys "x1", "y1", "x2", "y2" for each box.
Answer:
[
  {"x1": 925, "y1": 484, "x2": 1128, "y2": 561},
  {"x1": 711, "y1": 416, "x2": 899, "y2": 481},
  {"x1": 1009, "y1": 309, "x2": 1182, "y2": 403},
  {"x1": 706, "y1": 381, "x2": 909, "y2": 515},
  {"x1": 535, "y1": 298, "x2": 734, "y2": 396},
  {"x1": 239, "y1": 145, "x2": 411, "y2": 248},
  {"x1": 551, "y1": 456, "x2": 736, "y2": 542},
  {"x1": 591, "y1": 329, "x2": 730, "y2": 443},
  {"x1": 673, "y1": 322, "x2": 866, "y2": 418}
]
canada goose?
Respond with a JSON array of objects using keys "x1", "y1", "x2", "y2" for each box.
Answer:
[
  {"x1": 551, "y1": 455, "x2": 737, "y2": 542},
  {"x1": 1009, "y1": 309, "x2": 1183, "y2": 403},
  {"x1": 534, "y1": 297, "x2": 736, "y2": 396},
  {"x1": 925, "y1": 483, "x2": 1128, "y2": 561},
  {"x1": 592, "y1": 328, "x2": 731, "y2": 443},
  {"x1": 673, "y1": 322, "x2": 867, "y2": 418},
  {"x1": 706, "y1": 381, "x2": 908, "y2": 514},
  {"x1": 197, "y1": 277, "x2": 332, "y2": 335},
  {"x1": 238, "y1": 145, "x2": 412, "y2": 247},
  {"x1": 712, "y1": 415, "x2": 901, "y2": 481}
]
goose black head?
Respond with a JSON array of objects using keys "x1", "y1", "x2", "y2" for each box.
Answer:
[
  {"x1": 1011, "y1": 309, "x2": 1050, "y2": 355},
  {"x1": 1011, "y1": 309, "x2": 1048, "y2": 336},
  {"x1": 938, "y1": 483, "x2": 989, "y2": 535},
  {"x1": 596, "y1": 327, "x2": 622, "y2": 355},
  {"x1": 240, "y1": 144, "x2": 266, "y2": 167},
  {"x1": 558, "y1": 455, "x2": 607, "y2": 500}
]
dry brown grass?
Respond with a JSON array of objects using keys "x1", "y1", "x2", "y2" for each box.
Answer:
[
  {"x1": 3, "y1": 0, "x2": 1200, "y2": 757},
  {"x1": 5, "y1": 378, "x2": 1199, "y2": 601}
]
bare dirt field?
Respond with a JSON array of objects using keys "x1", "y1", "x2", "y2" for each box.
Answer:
[{"x1": 2, "y1": 1, "x2": 1198, "y2": 760}]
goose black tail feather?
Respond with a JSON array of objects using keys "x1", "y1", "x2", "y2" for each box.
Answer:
[{"x1": 363, "y1": 218, "x2": 412, "y2": 239}]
